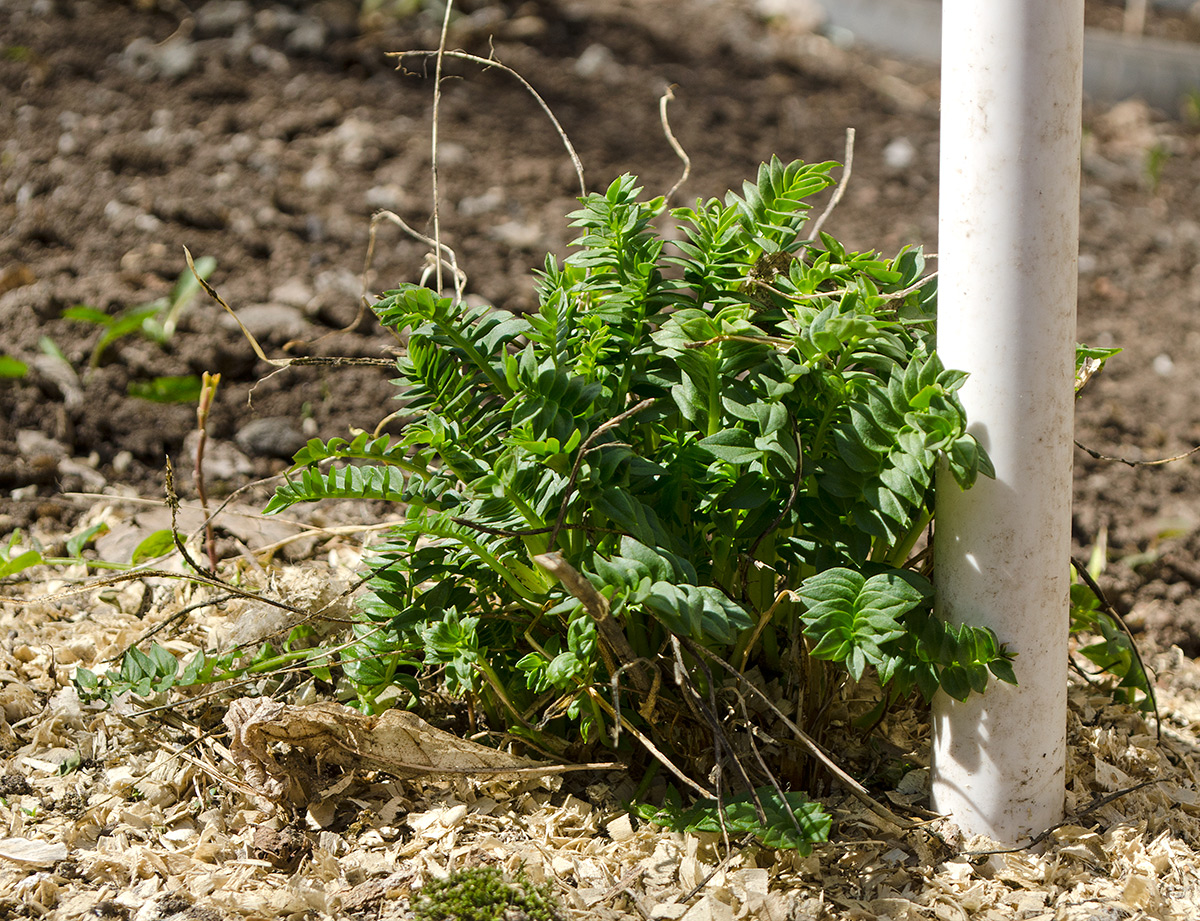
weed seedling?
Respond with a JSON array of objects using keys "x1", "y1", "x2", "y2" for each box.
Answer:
[{"x1": 64, "y1": 256, "x2": 216, "y2": 369}]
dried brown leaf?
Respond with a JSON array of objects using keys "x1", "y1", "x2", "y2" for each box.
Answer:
[{"x1": 224, "y1": 698, "x2": 539, "y2": 805}]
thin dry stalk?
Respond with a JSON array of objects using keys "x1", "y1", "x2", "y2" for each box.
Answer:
[
  {"x1": 392, "y1": 49, "x2": 586, "y2": 199},
  {"x1": 586, "y1": 687, "x2": 715, "y2": 799},
  {"x1": 429, "y1": 0, "x2": 455, "y2": 295},
  {"x1": 1074, "y1": 439, "x2": 1200, "y2": 467},
  {"x1": 659, "y1": 85, "x2": 691, "y2": 204},
  {"x1": 195, "y1": 371, "x2": 221, "y2": 570},
  {"x1": 184, "y1": 247, "x2": 393, "y2": 405},
  {"x1": 368, "y1": 209, "x2": 467, "y2": 305},
  {"x1": 806, "y1": 126, "x2": 856, "y2": 245},
  {"x1": 680, "y1": 637, "x2": 914, "y2": 832}
]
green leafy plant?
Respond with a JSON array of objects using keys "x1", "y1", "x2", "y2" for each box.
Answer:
[
  {"x1": 1068, "y1": 538, "x2": 1154, "y2": 714},
  {"x1": 0, "y1": 523, "x2": 131, "y2": 579},
  {"x1": 261, "y1": 157, "x2": 1005, "y2": 837},
  {"x1": 74, "y1": 630, "x2": 332, "y2": 705},
  {"x1": 634, "y1": 784, "x2": 831, "y2": 853},
  {"x1": 414, "y1": 866, "x2": 562, "y2": 921},
  {"x1": 0, "y1": 531, "x2": 43, "y2": 580},
  {"x1": 64, "y1": 256, "x2": 216, "y2": 369}
]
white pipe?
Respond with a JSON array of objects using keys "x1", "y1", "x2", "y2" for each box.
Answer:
[{"x1": 932, "y1": 0, "x2": 1082, "y2": 844}]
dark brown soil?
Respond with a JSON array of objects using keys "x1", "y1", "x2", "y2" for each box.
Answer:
[{"x1": 3, "y1": 0, "x2": 1200, "y2": 657}]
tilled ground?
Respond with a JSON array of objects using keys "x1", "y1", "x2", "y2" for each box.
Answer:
[{"x1": 4, "y1": 0, "x2": 1200, "y2": 918}]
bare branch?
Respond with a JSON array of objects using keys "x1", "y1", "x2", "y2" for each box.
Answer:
[{"x1": 393, "y1": 49, "x2": 586, "y2": 199}]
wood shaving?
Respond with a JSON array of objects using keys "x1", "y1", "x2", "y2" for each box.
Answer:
[{"x1": 4, "y1": 532, "x2": 1200, "y2": 919}]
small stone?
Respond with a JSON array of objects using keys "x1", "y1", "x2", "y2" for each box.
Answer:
[
  {"x1": 270, "y1": 278, "x2": 315, "y2": 310},
  {"x1": 183, "y1": 432, "x2": 254, "y2": 481},
  {"x1": 196, "y1": 0, "x2": 253, "y2": 33},
  {"x1": 119, "y1": 36, "x2": 198, "y2": 81},
  {"x1": 365, "y1": 185, "x2": 404, "y2": 210},
  {"x1": 458, "y1": 187, "x2": 505, "y2": 217},
  {"x1": 574, "y1": 44, "x2": 620, "y2": 82},
  {"x1": 218, "y1": 303, "x2": 311, "y2": 343},
  {"x1": 302, "y1": 157, "x2": 336, "y2": 191},
  {"x1": 438, "y1": 142, "x2": 470, "y2": 168},
  {"x1": 16, "y1": 430, "x2": 67, "y2": 459},
  {"x1": 58, "y1": 457, "x2": 107, "y2": 492},
  {"x1": 235, "y1": 417, "x2": 308, "y2": 459},
  {"x1": 489, "y1": 219, "x2": 543, "y2": 250},
  {"x1": 755, "y1": 0, "x2": 824, "y2": 30},
  {"x1": 883, "y1": 136, "x2": 916, "y2": 171},
  {"x1": 1153, "y1": 353, "x2": 1175, "y2": 377},
  {"x1": 501, "y1": 15, "x2": 547, "y2": 40},
  {"x1": 286, "y1": 17, "x2": 327, "y2": 54}
]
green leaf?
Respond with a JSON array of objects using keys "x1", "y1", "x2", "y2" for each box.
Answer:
[
  {"x1": 698, "y1": 429, "x2": 760, "y2": 465},
  {"x1": 0, "y1": 355, "x2": 28, "y2": 378},
  {"x1": 798, "y1": 568, "x2": 931, "y2": 680},
  {"x1": 0, "y1": 549, "x2": 43, "y2": 579},
  {"x1": 644, "y1": 582, "x2": 752, "y2": 644},
  {"x1": 264, "y1": 465, "x2": 409, "y2": 514},
  {"x1": 127, "y1": 375, "x2": 203, "y2": 403},
  {"x1": 131, "y1": 529, "x2": 176, "y2": 564},
  {"x1": 62, "y1": 304, "x2": 112, "y2": 325},
  {"x1": 65, "y1": 521, "x2": 108, "y2": 558}
]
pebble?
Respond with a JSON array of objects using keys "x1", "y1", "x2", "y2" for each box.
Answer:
[
  {"x1": 119, "y1": 36, "x2": 199, "y2": 81},
  {"x1": 364, "y1": 184, "x2": 404, "y2": 211},
  {"x1": 270, "y1": 278, "x2": 315, "y2": 310},
  {"x1": 195, "y1": 0, "x2": 253, "y2": 33},
  {"x1": 235, "y1": 417, "x2": 309, "y2": 459},
  {"x1": 218, "y1": 302, "x2": 311, "y2": 343},
  {"x1": 286, "y1": 16, "x2": 328, "y2": 55},
  {"x1": 489, "y1": 219, "x2": 544, "y2": 250},
  {"x1": 57, "y1": 457, "x2": 107, "y2": 493},
  {"x1": 183, "y1": 431, "x2": 254, "y2": 480},
  {"x1": 249, "y1": 44, "x2": 290, "y2": 73},
  {"x1": 574, "y1": 44, "x2": 621, "y2": 83},
  {"x1": 16, "y1": 430, "x2": 67, "y2": 460},
  {"x1": 501, "y1": 15, "x2": 547, "y2": 40},
  {"x1": 458, "y1": 187, "x2": 505, "y2": 217},
  {"x1": 104, "y1": 200, "x2": 163, "y2": 234},
  {"x1": 883, "y1": 136, "x2": 917, "y2": 171},
  {"x1": 754, "y1": 0, "x2": 825, "y2": 31},
  {"x1": 302, "y1": 157, "x2": 337, "y2": 191}
]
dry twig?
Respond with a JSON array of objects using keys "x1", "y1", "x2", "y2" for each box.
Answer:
[
  {"x1": 659, "y1": 85, "x2": 691, "y2": 205},
  {"x1": 392, "y1": 49, "x2": 586, "y2": 199}
]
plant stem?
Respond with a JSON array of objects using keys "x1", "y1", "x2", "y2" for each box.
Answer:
[{"x1": 195, "y1": 372, "x2": 220, "y2": 570}]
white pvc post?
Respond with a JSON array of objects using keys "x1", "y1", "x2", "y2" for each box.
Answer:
[{"x1": 931, "y1": 0, "x2": 1083, "y2": 843}]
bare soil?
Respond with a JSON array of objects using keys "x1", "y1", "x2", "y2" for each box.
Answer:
[{"x1": 4, "y1": 1, "x2": 1200, "y2": 918}]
